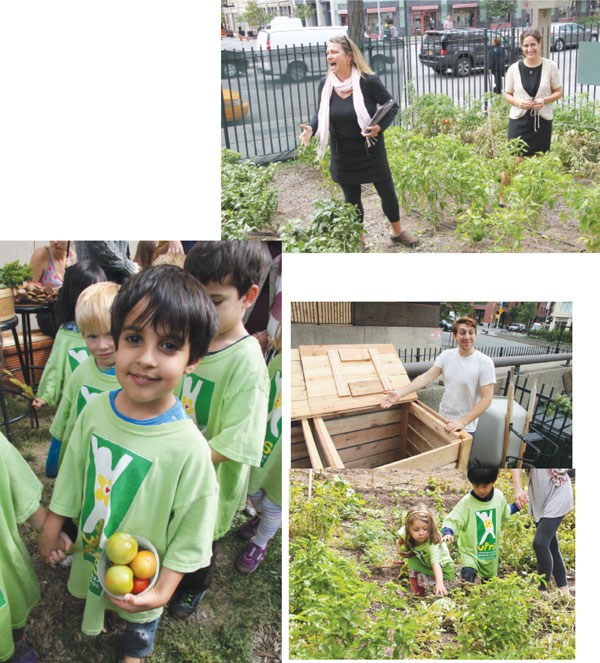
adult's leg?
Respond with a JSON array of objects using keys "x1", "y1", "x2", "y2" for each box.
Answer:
[
  {"x1": 338, "y1": 183, "x2": 364, "y2": 223},
  {"x1": 373, "y1": 176, "x2": 418, "y2": 247},
  {"x1": 533, "y1": 516, "x2": 566, "y2": 590}
]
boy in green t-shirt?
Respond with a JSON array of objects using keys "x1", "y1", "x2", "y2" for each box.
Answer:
[
  {"x1": 39, "y1": 266, "x2": 220, "y2": 663},
  {"x1": 0, "y1": 432, "x2": 71, "y2": 662},
  {"x1": 442, "y1": 468, "x2": 521, "y2": 582},
  {"x1": 46, "y1": 281, "x2": 121, "y2": 478},
  {"x1": 172, "y1": 241, "x2": 270, "y2": 618}
]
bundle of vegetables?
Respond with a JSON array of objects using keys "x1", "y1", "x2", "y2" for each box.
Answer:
[{"x1": 0, "y1": 260, "x2": 33, "y2": 289}]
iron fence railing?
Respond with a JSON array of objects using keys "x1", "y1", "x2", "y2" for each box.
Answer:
[
  {"x1": 399, "y1": 341, "x2": 570, "y2": 363},
  {"x1": 221, "y1": 23, "x2": 600, "y2": 161}
]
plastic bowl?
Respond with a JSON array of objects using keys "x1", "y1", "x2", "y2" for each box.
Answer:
[{"x1": 97, "y1": 534, "x2": 160, "y2": 599}]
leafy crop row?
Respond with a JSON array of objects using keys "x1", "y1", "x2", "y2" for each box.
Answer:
[{"x1": 289, "y1": 472, "x2": 575, "y2": 660}]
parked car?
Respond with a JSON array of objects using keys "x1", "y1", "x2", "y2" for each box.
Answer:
[
  {"x1": 439, "y1": 320, "x2": 452, "y2": 331},
  {"x1": 222, "y1": 88, "x2": 249, "y2": 123},
  {"x1": 508, "y1": 323, "x2": 527, "y2": 332},
  {"x1": 256, "y1": 25, "x2": 396, "y2": 81},
  {"x1": 221, "y1": 49, "x2": 250, "y2": 78},
  {"x1": 550, "y1": 22, "x2": 598, "y2": 52},
  {"x1": 419, "y1": 28, "x2": 520, "y2": 77}
]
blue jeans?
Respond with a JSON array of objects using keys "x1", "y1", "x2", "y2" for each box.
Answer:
[{"x1": 122, "y1": 617, "x2": 160, "y2": 658}]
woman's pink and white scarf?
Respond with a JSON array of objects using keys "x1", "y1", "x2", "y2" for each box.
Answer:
[{"x1": 316, "y1": 66, "x2": 372, "y2": 158}]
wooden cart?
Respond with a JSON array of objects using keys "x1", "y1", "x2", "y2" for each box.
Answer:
[{"x1": 291, "y1": 344, "x2": 472, "y2": 470}]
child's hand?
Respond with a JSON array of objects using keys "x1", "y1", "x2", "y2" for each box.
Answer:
[
  {"x1": 441, "y1": 534, "x2": 454, "y2": 543},
  {"x1": 513, "y1": 488, "x2": 528, "y2": 510},
  {"x1": 106, "y1": 587, "x2": 164, "y2": 613},
  {"x1": 39, "y1": 531, "x2": 67, "y2": 564},
  {"x1": 434, "y1": 582, "x2": 448, "y2": 596},
  {"x1": 32, "y1": 397, "x2": 46, "y2": 410},
  {"x1": 48, "y1": 532, "x2": 73, "y2": 567}
]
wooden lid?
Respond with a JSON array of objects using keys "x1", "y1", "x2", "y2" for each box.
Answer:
[{"x1": 292, "y1": 343, "x2": 416, "y2": 420}]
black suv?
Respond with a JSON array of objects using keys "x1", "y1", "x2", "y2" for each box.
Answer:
[{"x1": 419, "y1": 28, "x2": 520, "y2": 77}]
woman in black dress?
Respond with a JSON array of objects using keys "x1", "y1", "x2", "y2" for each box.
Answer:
[
  {"x1": 299, "y1": 35, "x2": 418, "y2": 248},
  {"x1": 503, "y1": 28, "x2": 563, "y2": 170}
]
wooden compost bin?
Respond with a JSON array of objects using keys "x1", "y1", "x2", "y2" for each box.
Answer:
[{"x1": 291, "y1": 344, "x2": 472, "y2": 470}]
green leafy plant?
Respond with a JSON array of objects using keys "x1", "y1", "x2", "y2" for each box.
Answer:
[
  {"x1": 347, "y1": 516, "x2": 394, "y2": 568},
  {"x1": 280, "y1": 198, "x2": 363, "y2": 252},
  {"x1": 544, "y1": 394, "x2": 573, "y2": 417},
  {"x1": 0, "y1": 260, "x2": 33, "y2": 289},
  {"x1": 221, "y1": 149, "x2": 278, "y2": 239}
]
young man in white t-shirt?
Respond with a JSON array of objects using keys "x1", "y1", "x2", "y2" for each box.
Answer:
[{"x1": 381, "y1": 317, "x2": 495, "y2": 442}]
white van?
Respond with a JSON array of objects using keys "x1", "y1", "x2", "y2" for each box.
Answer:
[
  {"x1": 256, "y1": 25, "x2": 395, "y2": 81},
  {"x1": 256, "y1": 25, "x2": 348, "y2": 81}
]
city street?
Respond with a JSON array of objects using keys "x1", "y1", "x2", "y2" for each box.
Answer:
[{"x1": 222, "y1": 35, "x2": 587, "y2": 159}]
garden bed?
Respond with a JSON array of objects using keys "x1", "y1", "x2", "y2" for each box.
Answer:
[
  {"x1": 289, "y1": 469, "x2": 575, "y2": 660},
  {"x1": 271, "y1": 161, "x2": 586, "y2": 253}
]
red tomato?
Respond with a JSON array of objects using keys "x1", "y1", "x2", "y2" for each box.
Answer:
[{"x1": 132, "y1": 577, "x2": 150, "y2": 595}]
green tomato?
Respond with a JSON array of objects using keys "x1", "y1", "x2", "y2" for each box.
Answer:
[
  {"x1": 105, "y1": 564, "x2": 134, "y2": 596},
  {"x1": 105, "y1": 532, "x2": 138, "y2": 565}
]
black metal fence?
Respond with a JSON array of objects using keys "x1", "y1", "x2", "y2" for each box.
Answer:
[
  {"x1": 222, "y1": 23, "x2": 600, "y2": 161},
  {"x1": 399, "y1": 341, "x2": 570, "y2": 363}
]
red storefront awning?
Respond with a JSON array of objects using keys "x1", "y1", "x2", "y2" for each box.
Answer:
[
  {"x1": 411, "y1": 5, "x2": 439, "y2": 12},
  {"x1": 453, "y1": 3, "x2": 478, "y2": 7}
]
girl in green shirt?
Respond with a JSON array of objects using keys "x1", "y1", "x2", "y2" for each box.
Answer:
[{"x1": 398, "y1": 504, "x2": 454, "y2": 597}]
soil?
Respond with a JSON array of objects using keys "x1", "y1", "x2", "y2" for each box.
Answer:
[{"x1": 271, "y1": 163, "x2": 587, "y2": 253}]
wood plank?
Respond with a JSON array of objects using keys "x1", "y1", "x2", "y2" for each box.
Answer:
[
  {"x1": 301, "y1": 419, "x2": 323, "y2": 470},
  {"x1": 456, "y1": 431, "x2": 472, "y2": 469},
  {"x1": 407, "y1": 413, "x2": 449, "y2": 449},
  {"x1": 327, "y1": 350, "x2": 350, "y2": 396},
  {"x1": 339, "y1": 348, "x2": 370, "y2": 361},
  {"x1": 331, "y1": 421, "x2": 404, "y2": 451},
  {"x1": 313, "y1": 417, "x2": 345, "y2": 469},
  {"x1": 348, "y1": 378, "x2": 383, "y2": 396},
  {"x1": 409, "y1": 401, "x2": 458, "y2": 442},
  {"x1": 299, "y1": 343, "x2": 400, "y2": 357},
  {"x1": 399, "y1": 402, "x2": 409, "y2": 458},
  {"x1": 324, "y1": 408, "x2": 403, "y2": 435},
  {"x1": 338, "y1": 434, "x2": 401, "y2": 465},
  {"x1": 307, "y1": 392, "x2": 415, "y2": 418},
  {"x1": 345, "y1": 448, "x2": 404, "y2": 469},
  {"x1": 406, "y1": 424, "x2": 436, "y2": 455},
  {"x1": 380, "y1": 441, "x2": 461, "y2": 470},
  {"x1": 369, "y1": 349, "x2": 394, "y2": 391}
]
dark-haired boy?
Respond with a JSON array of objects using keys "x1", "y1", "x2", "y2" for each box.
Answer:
[
  {"x1": 172, "y1": 241, "x2": 270, "y2": 618},
  {"x1": 39, "y1": 266, "x2": 220, "y2": 663},
  {"x1": 441, "y1": 468, "x2": 521, "y2": 583}
]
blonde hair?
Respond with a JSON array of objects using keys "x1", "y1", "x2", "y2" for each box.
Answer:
[
  {"x1": 403, "y1": 504, "x2": 441, "y2": 548},
  {"x1": 152, "y1": 252, "x2": 186, "y2": 268},
  {"x1": 328, "y1": 35, "x2": 374, "y2": 76},
  {"x1": 75, "y1": 281, "x2": 120, "y2": 336}
]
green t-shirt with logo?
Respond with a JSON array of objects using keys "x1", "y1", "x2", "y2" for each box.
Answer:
[
  {"x1": 49, "y1": 355, "x2": 119, "y2": 470},
  {"x1": 176, "y1": 335, "x2": 269, "y2": 540},
  {"x1": 247, "y1": 353, "x2": 282, "y2": 506},
  {"x1": 50, "y1": 392, "x2": 219, "y2": 635},
  {"x1": 0, "y1": 433, "x2": 42, "y2": 662},
  {"x1": 443, "y1": 489, "x2": 513, "y2": 578},
  {"x1": 398, "y1": 526, "x2": 454, "y2": 579},
  {"x1": 37, "y1": 327, "x2": 90, "y2": 407}
]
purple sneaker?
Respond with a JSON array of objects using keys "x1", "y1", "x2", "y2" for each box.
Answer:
[
  {"x1": 237, "y1": 515, "x2": 260, "y2": 541},
  {"x1": 235, "y1": 541, "x2": 267, "y2": 574},
  {"x1": 12, "y1": 637, "x2": 40, "y2": 663}
]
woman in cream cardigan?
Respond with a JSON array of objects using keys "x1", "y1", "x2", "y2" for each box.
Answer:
[{"x1": 504, "y1": 28, "x2": 563, "y2": 162}]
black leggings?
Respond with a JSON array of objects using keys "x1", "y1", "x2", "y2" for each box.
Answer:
[
  {"x1": 338, "y1": 176, "x2": 400, "y2": 225},
  {"x1": 533, "y1": 516, "x2": 567, "y2": 590}
]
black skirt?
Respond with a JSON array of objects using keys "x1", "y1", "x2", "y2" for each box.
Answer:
[
  {"x1": 329, "y1": 136, "x2": 392, "y2": 185},
  {"x1": 508, "y1": 112, "x2": 553, "y2": 157}
]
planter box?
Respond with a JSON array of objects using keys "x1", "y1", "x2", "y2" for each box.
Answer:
[
  {"x1": 292, "y1": 344, "x2": 472, "y2": 470},
  {"x1": 0, "y1": 289, "x2": 15, "y2": 322}
]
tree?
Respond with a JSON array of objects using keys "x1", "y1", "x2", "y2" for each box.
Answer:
[
  {"x1": 480, "y1": 0, "x2": 513, "y2": 24},
  {"x1": 508, "y1": 302, "x2": 538, "y2": 327},
  {"x1": 294, "y1": 2, "x2": 315, "y2": 26},
  {"x1": 348, "y1": 0, "x2": 364, "y2": 46},
  {"x1": 240, "y1": 1, "x2": 269, "y2": 32},
  {"x1": 441, "y1": 302, "x2": 474, "y2": 319}
]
